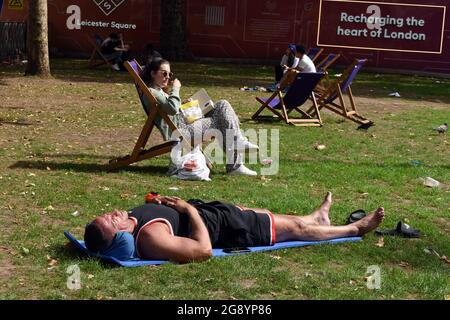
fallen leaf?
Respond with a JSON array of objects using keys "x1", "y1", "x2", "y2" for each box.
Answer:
[
  {"x1": 398, "y1": 261, "x2": 409, "y2": 268},
  {"x1": 441, "y1": 256, "x2": 450, "y2": 265},
  {"x1": 315, "y1": 144, "x2": 326, "y2": 150},
  {"x1": 71, "y1": 210, "x2": 80, "y2": 217},
  {"x1": 47, "y1": 255, "x2": 58, "y2": 267},
  {"x1": 375, "y1": 237, "x2": 384, "y2": 248}
]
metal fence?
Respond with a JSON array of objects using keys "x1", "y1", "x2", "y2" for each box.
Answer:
[{"x1": 0, "y1": 22, "x2": 27, "y2": 60}]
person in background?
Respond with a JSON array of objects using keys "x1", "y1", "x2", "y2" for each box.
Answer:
[
  {"x1": 143, "y1": 42, "x2": 162, "y2": 64},
  {"x1": 293, "y1": 44, "x2": 316, "y2": 73},
  {"x1": 100, "y1": 32, "x2": 131, "y2": 71},
  {"x1": 274, "y1": 44, "x2": 299, "y2": 82}
]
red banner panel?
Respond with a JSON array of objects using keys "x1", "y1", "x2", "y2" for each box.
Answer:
[{"x1": 317, "y1": 0, "x2": 446, "y2": 54}]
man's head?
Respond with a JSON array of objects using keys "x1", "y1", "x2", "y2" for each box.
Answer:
[
  {"x1": 287, "y1": 44, "x2": 296, "y2": 55},
  {"x1": 295, "y1": 45, "x2": 307, "y2": 58},
  {"x1": 84, "y1": 210, "x2": 130, "y2": 253}
]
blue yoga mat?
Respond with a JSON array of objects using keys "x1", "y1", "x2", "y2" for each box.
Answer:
[{"x1": 64, "y1": 231, "x2": 361, "y2": 267}]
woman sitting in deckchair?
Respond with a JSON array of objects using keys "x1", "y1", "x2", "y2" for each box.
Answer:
[{"x1": 141, "y1": 58, "x2": 259, "y2": 176}]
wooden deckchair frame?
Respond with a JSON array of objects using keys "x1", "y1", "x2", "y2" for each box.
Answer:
[
  {"x1": 315, "y1": 53, "x2": 341, "y2": 89},
  {"x1": 309, "y1": 59, "x2": 373, "y2": 126},
  {"x1": 307, "y1": 47, "x2": 324, "y2": 62},
  {"x1": 106, "y1": 60, "x2": 193, "y2": 170},
  {"x1": 252, "y1": 71, "x2": 324, "y2": 127},
  {"x1": 87, "y1": 34, "x2": 116, "y2": 69},
  {"x1": 316, "y1": 53, "x2": 341, "y2": 73}
]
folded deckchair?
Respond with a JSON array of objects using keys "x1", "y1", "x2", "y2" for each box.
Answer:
[
  {"x1": 107, "y1": 59, "x2": 190, "y2": 170},
  {"x1": 64, "y1": 231, "x2": 361, "y2": 267},
  {"x1": 253, "y1": 71, "x2": 326, "y2": 126},
  {"x1": 307, "y1": 47, "x2": 324, "y2": 62},
  {"x1": 310, "y1": 59, "x2": 374, "y2": 127},
  {"x1": 87, "y1": 33, "x2": 116, "y2": 69}
]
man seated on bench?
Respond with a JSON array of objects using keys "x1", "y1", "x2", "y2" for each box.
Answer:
[{"x1": 84, "y1": 192, "x2": 385, "y2": 263}]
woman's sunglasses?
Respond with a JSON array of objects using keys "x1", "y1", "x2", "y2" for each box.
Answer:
[{"x1": 159, "y1": 70, "x2": 174, "y2": 79}]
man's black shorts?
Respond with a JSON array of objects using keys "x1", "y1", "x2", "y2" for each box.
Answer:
[{"x1": 194, "y1": 201, "x2": 275, "y2": 248}]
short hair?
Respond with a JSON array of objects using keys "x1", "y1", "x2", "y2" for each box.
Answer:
[
  {"x1": 84, "y1": 220, "x2": 114, "y2": 253},
  {"x1": 295, "y1": 45, "x2": 307, "y2": 55}
]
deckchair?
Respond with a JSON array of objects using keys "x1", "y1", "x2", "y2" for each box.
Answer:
[
  {"x1": 316, "y1": 53, "x2": 341, "y2": 73},
  {"x1": 87, "y1": 33, "x2": 116, "y2": 69},
  {"x1": 306, "y1": 47, "x2": 324, "y2": 62},
  {"x1": 309, "y1": 59, "x2": 373, "y2": 127},
  {"x1": 252, "y1": 71, "x2": 326, "y2": 126},
  {"x1": 107, "y1": 59, "x2": 191, "y2": 170},
  {"x1": 315, "y1": 53, "x2": 341, "y2": 89}
]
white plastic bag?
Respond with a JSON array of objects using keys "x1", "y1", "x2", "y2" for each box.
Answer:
[{"x1": 170, "y1": 144, "x2": 211, "y2": 181}]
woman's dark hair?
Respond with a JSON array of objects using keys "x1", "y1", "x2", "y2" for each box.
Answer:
[
  {"x1": 141, "y1": 57, "x2": 170, "y2": 86},
  {"x1": 84, "y1": 221, "x2": 114, "y2": 253}
]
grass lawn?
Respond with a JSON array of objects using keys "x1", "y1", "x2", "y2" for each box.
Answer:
[{"x1": 0, "y1": 59, "x2": 448, "y2": 300}]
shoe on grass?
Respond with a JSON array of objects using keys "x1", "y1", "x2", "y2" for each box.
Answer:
[{"x1": 227, "y1": 165, "x2": 257, "y2": 176}]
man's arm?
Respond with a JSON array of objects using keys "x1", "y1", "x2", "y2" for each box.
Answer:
[{"x1": 138, "y1": 197, "x2": 212, "y2": 263}]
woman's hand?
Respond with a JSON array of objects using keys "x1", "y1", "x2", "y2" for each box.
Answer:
[{"x1": 172, "y1": 78, "x2": 181, "y2": 88}]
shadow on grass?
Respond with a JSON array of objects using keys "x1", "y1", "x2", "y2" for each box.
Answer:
[
  {"x1": 0, "y1": 119, "x2": 37, "y2": 126},
  {"x1": 9, "y1": 160, "x2": 169, "y2": 175},
  {"x1": 37, "y1": 152, "x2": 115, "y2": 160},
  {"x1": 53, "y1": 243, "x2": 118, "y2": 269}
]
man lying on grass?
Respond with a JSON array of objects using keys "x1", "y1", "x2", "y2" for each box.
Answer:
[{"x1": 84, "y1": 192, "x2": 384, "y2": 263}]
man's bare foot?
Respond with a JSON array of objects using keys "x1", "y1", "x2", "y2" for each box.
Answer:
[
  {"x1": 353, "y1": 207, "x2": 385, "y2": 236},
  {"x1": 312, "y1": 192, "x2": 332, "y2": 226}
]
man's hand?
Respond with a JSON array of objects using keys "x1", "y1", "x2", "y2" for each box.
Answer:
[{"x1": 158, "y1": 196, "x2": 194, "y2": 214}]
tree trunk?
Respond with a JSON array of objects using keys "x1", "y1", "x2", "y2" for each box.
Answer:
[
  {"x1": 25, "y1": 0, "x2": 51, "y2": 77},
  {"x1": 160, "y1": 0, "x2": 188, "y2": 61}
]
